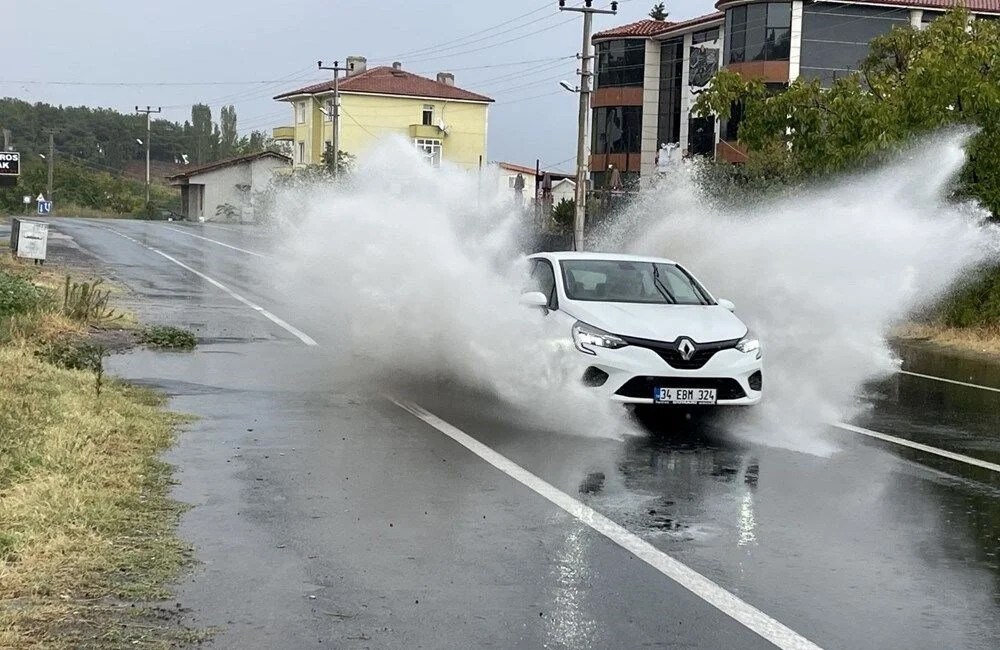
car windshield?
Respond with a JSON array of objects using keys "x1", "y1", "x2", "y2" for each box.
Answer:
[{"x1": 560, "y1": 259, "x2": 713, "y2": 305}]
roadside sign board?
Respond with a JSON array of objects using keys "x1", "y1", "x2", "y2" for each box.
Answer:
[
  {"x1": 37, "y1": 200, "x2": 52, "y2": 215},
  {"x1": 0, "y1": 151, "x2": 19, "y2": 176}
]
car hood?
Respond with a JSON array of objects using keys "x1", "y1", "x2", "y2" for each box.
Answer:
[{"x1": 564, "y1": 301, "x2": 748, "y2": 342}]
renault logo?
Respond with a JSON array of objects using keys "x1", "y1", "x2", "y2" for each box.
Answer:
[{"x1": 677, "y1": 338, "x2": 696, "y2": 361}]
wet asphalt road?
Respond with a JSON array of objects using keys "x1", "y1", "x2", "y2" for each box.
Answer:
[{"x1": 33, "y1": 219, "x2": 1000, "y2": 650}]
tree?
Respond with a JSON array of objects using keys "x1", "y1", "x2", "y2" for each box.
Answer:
[
  {"x1": 321, "y1": 143, "x2": 356, "y2": 174},
  {"x1": 551, "y1": 198, "x2": 575, "y2": 234},
  {"x1": 693, "y1": 8, "x2": 1000, "y2": 214},
  {"x1": 189, "y1": 103, "x2": 215, "y2": 164},
  {"x1": 649, "y1": 3, "x2": 668, "y2": 21},
  {"x1": 219, "y1": 105, "x2": 238, "y2": 158}
]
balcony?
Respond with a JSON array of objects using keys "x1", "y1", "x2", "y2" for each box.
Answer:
[
  {"x1": 409, "y1": 124, "x2": 444, "y2": 139},
  {"x1": 272, "y1": 126, "x2": 295, "y2": 141}
]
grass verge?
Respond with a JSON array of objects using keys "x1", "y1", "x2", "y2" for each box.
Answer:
[
  {"x1": 894, "y1": 322, "x2": 1000, "y2": 360},
  {"x1": 0, "y1": 258, "x2": 199, "y2": 648}
]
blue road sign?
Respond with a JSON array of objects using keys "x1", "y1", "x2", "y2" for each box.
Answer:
[{"x1": 37, "y1": 200, "x2": 52, "y2": 215}]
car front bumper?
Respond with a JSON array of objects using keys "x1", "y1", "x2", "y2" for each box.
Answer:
[{"x1": 576, "y1": 344, "x2": 762, "y2": 406}]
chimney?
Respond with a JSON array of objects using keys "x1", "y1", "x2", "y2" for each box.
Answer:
[
  {"x1": 436, "y1": 72, "x2": 455, "y2": 86},
  {"x1": 346, "y1": 56, "x2": 367, "y2": 76},
  {"x1": 392, "y1": 61, "x2": 402, "y2": 70}
]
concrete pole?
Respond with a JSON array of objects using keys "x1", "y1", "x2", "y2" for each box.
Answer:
[
  {"x1": 135, "y1": 106, "x2": 161, "y2": 205},
  {"x1": 46, "y1": 131, "x2": 54, "y2": 200},
  {"x1": 318, "y1": 61, "x2": 349, "y2": 176},
  {"x1": 572, "y1": 10, "x2": 593, "y2": 252}
]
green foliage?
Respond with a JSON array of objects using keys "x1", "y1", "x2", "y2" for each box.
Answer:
[
  {"x1": 938, "y1": 266, "x2": 1000, "y2": 327},
  {"x1": 321, "y1": 144, "x2": 357, "y2": 174},
  {"x1": 551, "y1": 198, "x2": 575, "y2": 234},
  {"x1": 62, "y1": 276, "x2": 117, "y2": 322},
  {"x1": 693, "y1": 8, "x2": 1000, "y2": 214},
  {"x1": 0, "y1": 270, "x2": 45, "y2": 317},
  {"x1": 35, "y1": 339, "x2": 107, "y2": 374},
  {"x1": 139, "y1": 325, "x2": 197, "y2": 350},
  {"x1": 215, "y1": 203, "x2": 239, "y2": 220},
  {"x1": 649, "y1": 3, "x2": 668, "y2": 20}
]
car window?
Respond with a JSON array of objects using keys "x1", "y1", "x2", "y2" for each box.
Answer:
[
  {"x1": 528, "y1": 259, "x2": 559, "y2": 310},
  {"x1": 561, "y1": 260, "x2": 711, "y2": 305}
]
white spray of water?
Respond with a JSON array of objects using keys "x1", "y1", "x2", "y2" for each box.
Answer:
[
  {"x1": 274, "y1": 137, "x2": 629, "y2": 438},
  {"x1": 271, "y1": 132, "x2": 999, "y2": 453},
  {"x1": 599, "y1": 131, "x2": 1000, "y2": 452}
]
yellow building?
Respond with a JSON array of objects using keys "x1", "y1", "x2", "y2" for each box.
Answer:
[{"x1": 273, "y1": 57, "x2": 493, "y2": 170}]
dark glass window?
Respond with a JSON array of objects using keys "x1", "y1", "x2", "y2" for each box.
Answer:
[
  {"x1": 657, "y1": 37, "x2": 684, "y2": 145},
  {"x1": 726, "y1": 2, "x2": 791, "y2": 64},
  {"x1": 692, "y1": 28, "x2": 720, "y2": 44},
  {"x1": 596, "y1": 39, "x2": 645, "y2": 87},
  {"x1": 687, "y1": 116, "x2": 716, "y2": 156},
  {"x1": 592, "y1": 106, "x2": 642, "y2": 154},
  {"x1": 722, "y1": 101, "x2": 743, "y2": 141},
  {"x1": 528, "y1": 260, "x2": 558, "y2": 310}
]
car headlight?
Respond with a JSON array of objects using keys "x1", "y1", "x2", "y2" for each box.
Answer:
[
  {"x1": 572, "y1": 321, "x2": 628, "y2": 355},
  {"x1": 736, "y1": 330, "x2": 761, "y2": 359}
]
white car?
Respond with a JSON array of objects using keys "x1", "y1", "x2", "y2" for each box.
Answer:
[{"x1": 522, "y1": 252, "x2": 762, "y2": 406}]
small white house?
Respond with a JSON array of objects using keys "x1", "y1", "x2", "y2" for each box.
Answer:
[
  {"x1": 495, "y1": 162, "x2": 574, "y2": 205},
  {"x1": 167, "y1": 151, "x2": 291, "y2": 223},
  {"x1": 549, "y1": 178, "x2": 576, "y2": 206}
]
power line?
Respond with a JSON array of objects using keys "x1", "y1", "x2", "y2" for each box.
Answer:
[{"x1": 372, "y1": 1, "x2": 555, "y2": 61}]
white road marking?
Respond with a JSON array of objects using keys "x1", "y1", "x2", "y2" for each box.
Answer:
[
  {"x1": 103, "y1": 226, "x2": 317, "y2": 346},
  {"x1": 898, "y1": 369, "x2": 1000, "y2": 394},
  {"x1": 393, "y1": 399, "x2": 825, "y2": 650},
  {"x1": 833, "y1": 422, "x2": 1000, "y2": 473},
  {"x1": 163, "y1": 226, "x2": 269, "y2": 258}
]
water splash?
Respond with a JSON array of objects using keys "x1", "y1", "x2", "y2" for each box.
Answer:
[{"x1": 598, "y1": 131, "x2": 1000, "y2": 452}]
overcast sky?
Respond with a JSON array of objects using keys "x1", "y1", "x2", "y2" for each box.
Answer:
[{"x1": 4, "y1": 0, "x2": 712, "y2": 171}]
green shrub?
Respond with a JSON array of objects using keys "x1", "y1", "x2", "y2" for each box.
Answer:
[
  {"x1": 0, "y1": 270, "x2": 45, "y2": 317},
  {"x1": 939, "y1": 265, "x2": 1000, "y2": 328},
  {"x1": 35, "y1": 340, "x2": 107, "y2": 373},
  {"x1": 139, "y1": 325, "x2": 197, "y2": 350}
]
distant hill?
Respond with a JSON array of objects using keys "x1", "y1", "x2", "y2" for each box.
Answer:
[{"x1": 0, "y1": 98, "x2": 274, "y2": 174}]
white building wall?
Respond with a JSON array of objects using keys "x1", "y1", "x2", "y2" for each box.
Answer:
[
  {"x1": 789, "y1": 1, "x2": 804, "y2": 81},
  {"x1": 188, "y1": 156, "x2": 289, "y2": 222},
  {"x1": 678, "y1": 31, "x2": 695, "y2": 153},
  {"x1": 640, "y1": 39, "x2": 662, "y2": 179},
  {"x1": 551, "y1": 179, "x2": 576, "y2": 205}
]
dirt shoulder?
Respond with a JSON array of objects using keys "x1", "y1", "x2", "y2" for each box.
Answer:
[{"x1": 0, "y1": 238, "x2": 202, "y2": 648}]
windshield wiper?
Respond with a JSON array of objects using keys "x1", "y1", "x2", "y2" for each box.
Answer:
[{"x1": 651, "y1": 265, "x2": 677, "y2": 304}]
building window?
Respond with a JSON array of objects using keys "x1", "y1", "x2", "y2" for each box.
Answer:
[
  {"x1": 296, "y1": 102, "x2": 306, "y2": 124},
  {"x1": 657, "y1": 38, "x2": 684, "y2": 146},
  {"x1": 687, "y1": 116, "x2": 716, "y2": 156},
  {"x1": 422, "y1": 105, "x2": 434, "y2": 126},
  {"x1": 592, "y1": 106, "x2": 642, "y2": 155},
  {"x1": 297, "y1": 141, "x2": 305, "y2": 163},
  {"x1": 692, "y1": 28, "x2": 720, "y2": 44},
  {"x1": 415, "y1": 138, "x2": 442, "y2": 166},
  {"x1": 596, "y1": 39, "x2": 645, "y2": 88},
  {"x1": 726, "y1": 2, "x2": 791, "y2": 64}
]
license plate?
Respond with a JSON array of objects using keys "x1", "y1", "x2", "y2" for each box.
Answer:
[{"x1": 653, "y1": 387, "x2": 717, "y2": 404}]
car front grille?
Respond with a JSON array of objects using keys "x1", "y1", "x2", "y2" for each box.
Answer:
[
  {"x1": 619, "y1": 335, "x2": 742, "y2": 370},
  {"x1": 615, "y1": 377, "x2": 747, "y2": 400}
]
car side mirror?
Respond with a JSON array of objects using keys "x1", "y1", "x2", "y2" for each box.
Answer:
[
  {"x1": 717, "y1": 298, "x2": 735, "y2": 312},
  {"x1": 520, "y1": 291, "x2": 549, "y2": 308}
]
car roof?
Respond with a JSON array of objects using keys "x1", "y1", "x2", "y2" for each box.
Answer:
[{"x1": 529, "y1": 251, "x2": 678, "y2": 265}]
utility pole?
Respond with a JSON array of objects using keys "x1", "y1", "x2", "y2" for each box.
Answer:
[
  {"x1": 42, "y1": 129, "x2": 55, "y2": 201},
  {"x1": 135, "y1": 105, "x2": 162, "y2": 205},
  {"x1": 318, "y1": 60, "x2": 349, "y2": 176},
  {"x1": 559, "y1": 0, "x2": 617, "y2": 251},
  {"x1": 1, "y1": 128, "x2": 10, "y2": 151}
]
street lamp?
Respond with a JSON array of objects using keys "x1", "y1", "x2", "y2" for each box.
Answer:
[{"x1": 559, "y1": 80, "x2": 579, "y2": 93}]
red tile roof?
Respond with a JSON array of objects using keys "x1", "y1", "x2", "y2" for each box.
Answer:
[
  {"x1": 593, "y1": 19, "x2": 677, "y2": 39},
  {"x1": 166, "y1": 151, "x2": 290, "y2": 181},
  {"x1": 716, "y1": 0, "x2": 1000, "y2": 12},
  {"x1": 274, "y1": 66, "x2": 493, "y2": 103},
  {"x1": 496, "y1": 162, "x2": 574, "y2": 179},
  {"x1": 593, "y1": 12, "x2": 724, "y2": 41},
  {"x1": 846, "y1": 0, "x2": 1000, "y2": 12}
]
